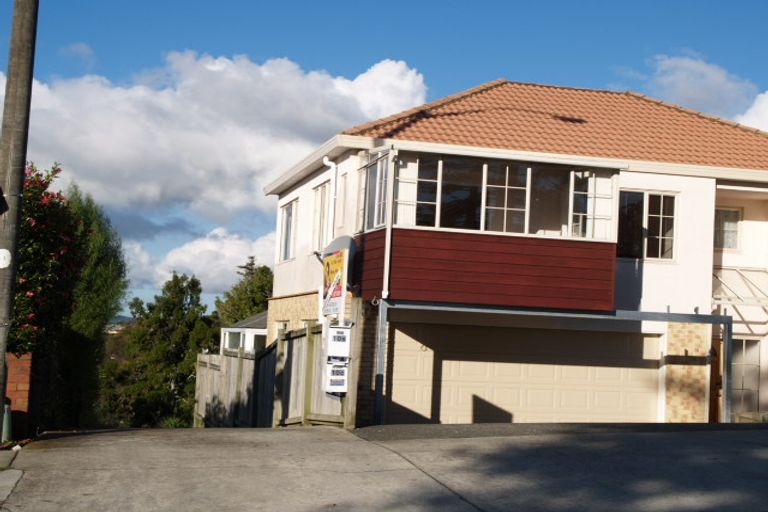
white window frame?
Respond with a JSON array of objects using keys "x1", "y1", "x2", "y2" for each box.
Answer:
[
  {"x1": 279, "y1": 199, "x2": 297, "y2": 262},
  {"x1": 361, "y1": 151, "x2": 390, "y2": 231},
  {"x1": 313, "y1": 180, "x2": 331, "y2": 253},
  {"x1": 617, "y1": 189, "x2": 677, "y2": 261},
  {"x1": 714, "y1": 207, "x2": 742, "y2": 251},
  {"x1": 389, "y1": 152, "x2": 616, "y2": 242}
]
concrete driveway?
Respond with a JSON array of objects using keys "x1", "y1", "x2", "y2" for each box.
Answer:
[{"x1": 2, "y1": 425, "x2": 768, "y2": 511}]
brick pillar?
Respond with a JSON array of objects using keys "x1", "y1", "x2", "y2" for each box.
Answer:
[
  {"x1": 665, "y1": 323, "x2": 710, "y2": 422},
  {"x1": 6, "y1": 353, "x2": 32, "y2": 439}
]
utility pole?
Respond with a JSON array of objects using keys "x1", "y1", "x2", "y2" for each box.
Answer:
[{"x1": 0, "y1": 0, "x2": 40, "y2": 433}]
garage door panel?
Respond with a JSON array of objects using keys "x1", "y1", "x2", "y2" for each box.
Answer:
[{"x1": 388, "y1": 324, "x2": 661, "y2": 424}]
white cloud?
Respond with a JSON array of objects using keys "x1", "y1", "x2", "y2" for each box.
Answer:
[
  {"x1": 5, "y1": 54, "x2": 426, "y2": 223},
  {"x1": 156, "y1": 228, "x2": 275, "y2": 294},
  {"x1": 645, "y1": 55, "x2": 758, "y2": 118},
  {"x1": 736, "y1": 92, "x2": 768, "y2": 131},
  {"x1": 58, "y1": 42, "x2": 96, "y2": 69},
  {"x1": 123, "y1": 240, "x2": 156, "y2": 288}
]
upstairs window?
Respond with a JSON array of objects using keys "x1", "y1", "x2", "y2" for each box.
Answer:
[
  {"x1": 440, "y1": 156, "x2": 483, "y2": 230},
  {"x1": 484, "y1": 161, "x2": 527, "y2": 233},
  {"x1": 362, "y1": 152, "x2": 389, "y2": 230},
  {"x1": 714, "y1": 208, "x2": 740, "y2": 250},
  {"x1": 313, "y1": 181, "x2": 331, "y2": 252},
  {"x1": 280, "y1": 200, "x2": 297, "y2": 261},
  {"x1": 617, "y1": 191, "x2": 675, "y2": 259},
  {"x1": 395, "y1": 154, "x2": 438, "y2": 227}
]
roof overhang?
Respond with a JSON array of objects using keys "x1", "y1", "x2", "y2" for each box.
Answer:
[
  {"x1": 265, "y1": 135, "x2": 768, "y2": 198},
  {"x1": 264, "y1": 134, "x2": 376, "y2": 196}
]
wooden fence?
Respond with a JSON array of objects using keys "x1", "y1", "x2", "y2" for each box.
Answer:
[
  {"x1": 275, "y1": 324, "x2": 343, "y2": 426},
  {"x1": 194, "y1": 324, "x2": 344, "y2": 428},
  {"x1": 194, "y1": 345, "x2": 275, "y2": 427}
]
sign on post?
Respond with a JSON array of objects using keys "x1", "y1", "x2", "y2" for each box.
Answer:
[
  {"x1": 327, "y1": 325, "x2": 351, "y2": 359},
  {"x1": 324, "y1": 363, "x2": 349, "y2": 393},
  {"x1": 322, "y1": 249, "x2": 347, "y2": 316}
]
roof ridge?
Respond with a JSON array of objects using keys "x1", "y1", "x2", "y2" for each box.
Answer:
[
  {"x1": 343, "y1": 78, "x2": 509, "y2": 136},
  {"x1": 625, "y1": 91, "x2": 768, "y2": 140},
  {"x1": 500, "y1": 80, "x2": 625, "y2": 95}
]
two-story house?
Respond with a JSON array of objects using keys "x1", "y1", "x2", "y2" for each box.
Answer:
[{"x1": 264, "y1": 79, "x2": 768, "y2": 426}]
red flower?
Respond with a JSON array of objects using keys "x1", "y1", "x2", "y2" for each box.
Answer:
[{"x1": 25, "y1": 291, "x2": 34, "y2": 297}]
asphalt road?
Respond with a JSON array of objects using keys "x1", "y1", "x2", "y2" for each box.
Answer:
[{"x1": 3, "y1": 425, "x2": 768, "y2": 511}]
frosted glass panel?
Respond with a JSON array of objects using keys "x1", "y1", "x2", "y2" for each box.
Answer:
[{"x1": 396, "y1": 203, "x2": 416, "y2": 226}]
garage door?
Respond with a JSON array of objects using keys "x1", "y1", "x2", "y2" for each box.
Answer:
[{"x1": 387, "y1": 323, "x2": 661, "y2": 424}]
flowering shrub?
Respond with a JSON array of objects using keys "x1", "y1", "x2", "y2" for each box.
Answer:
[{"x1": 10, "y1": 164, "x2": 80, "y2": 354}]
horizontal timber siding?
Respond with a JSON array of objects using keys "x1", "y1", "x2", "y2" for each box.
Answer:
[
  {"x1": 355, "y1": 229, "x2": 386, "y2": 299},
  {"x1": 389, "y1": 228, "x2": 616, "y2": 311}
]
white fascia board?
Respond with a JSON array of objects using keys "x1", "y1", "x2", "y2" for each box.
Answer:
[
  {"x1": 263, "y1": 135, "x2": 375, "y2": 196},
  {"x1": 386, "y1": 139, "x2": 768, "y2": 181}
]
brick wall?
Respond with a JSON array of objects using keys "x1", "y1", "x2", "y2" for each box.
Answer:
[
  {"x1": 266, "y1": 292, "x2": 319, "y2": 345},
  {"x1": 6, "y1": 353, "x2": 32, "y2": 439},
  {"x1": 354, "y1": 302, "x2": 379, "y2": 427},
  {"x1": 665, "y1": 323, "x2": 711, "y2": 422}
]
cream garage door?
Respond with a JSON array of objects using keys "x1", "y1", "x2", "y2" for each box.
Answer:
[{"x1": 387, "y1": 323, "x2": 661, "y2": 424}]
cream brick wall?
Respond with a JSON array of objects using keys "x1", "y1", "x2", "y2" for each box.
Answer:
[
  {"x1": 266, "y1": 292, "x2": 319, "y2": 344},
  {"x1": 665, "y1": 322, "x2": 711, "y2": 422}
]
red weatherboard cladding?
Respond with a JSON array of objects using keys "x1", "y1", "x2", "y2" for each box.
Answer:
[
  {"x1": 356, "y1": 229, "x2": 386, "y2": 300},
  {"x1": 388, "y1": 228, "x2": 616, "y2": 311}
]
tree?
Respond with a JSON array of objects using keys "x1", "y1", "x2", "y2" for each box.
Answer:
[
  {"x1": 214, "y1": 257, "x2": 273, "y2": 325},
  {"x1": 100, "y1": 273, "x2": 218, "y2": 427},
  {"x1": 57, "y1": 185, "x2": 128, "y2": 427},
  {"x1": 10, "y1": 164, "x2": 80, "y2": 354}
]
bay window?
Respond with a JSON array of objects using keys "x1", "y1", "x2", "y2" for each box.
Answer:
[
  {"x1": 392, "y1": 152, "x2": 616, "y2": 241},
  {"x1": 361, "y1": 152, "x2": 389, "y2": 231}
]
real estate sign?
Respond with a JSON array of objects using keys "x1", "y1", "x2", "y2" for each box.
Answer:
[{"x1": 322, "y1": 249, "x2": 347, "y2": 316}]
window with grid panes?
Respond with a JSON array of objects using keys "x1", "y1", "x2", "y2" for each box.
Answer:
[
  {"x1": 395, "y1": 154, "x2": 438, "y2": 226},
  {"x1": 714, "y1": 208, "x2": 740, "y2": 250},
  {"x1": 484, "y1": 161, "x2": 527, "y2": 233},
  {"x1": 647, "y1": 194, "x2": 675, "y2": 259}
]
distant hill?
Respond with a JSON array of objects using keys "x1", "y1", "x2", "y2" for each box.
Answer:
[{"x1": 110, "y1": 314, "x2": 131, "y2": 325}]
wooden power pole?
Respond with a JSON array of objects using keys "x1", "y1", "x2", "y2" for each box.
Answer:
[{"x1": 0, "y1": 0, "x2": 40, "y2": 432}]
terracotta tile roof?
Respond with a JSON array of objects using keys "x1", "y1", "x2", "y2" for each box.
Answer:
[{"x1": 343, "y1": 79, "x2": 768, "y2": 170}]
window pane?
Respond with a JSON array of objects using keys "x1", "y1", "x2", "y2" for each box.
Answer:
[
  {"x1": 416, "y1": 204, "x2": 436, "y2": 226},
  {"x1": 506, "y1": 210, "x2": 525, "y2": 233},
  {"x1": 487, "y1": 161, "x2": 506, "y2": 186},
  {"x1": 649, "y1": 194, "x2": 661, "y2": 215},
  {"x1": 440, "y1": 157, "x2": 483, "y2": 230},
  {"x1": 485, "y1": 208, "x2": 504, "y2": 232},
  {"x1": 743, "y1": 365, "x2": 760, "y2": 391},
  {"x1": 745, "y1": 340, "x2": 760, "y2": 365},
  {"x1": 573, "y1": 194, "x2": 588, "y2": 214},
  {"x1": 509, "y1": 165, "x2": 528, "y2": 187},
  {"x1": 663, "y1": 195, "x2": 675, "y2": 216},
  {"x1": 573, "y1": 171, "x2": 590, "y2": 193},
  {"x1": 396, "y1": 180, "x2": 417, "y2": 203},
  {"x1": 507, "y1": 188, "x2": 526, "y2": 209},
  {"x1": 417, "y1": 181, "x2": 437, "y2": 202},
  {"x1": 572, "y1": 215, "x2": 587, "y2": 237},
  {"x1": 733, "y1": 340, "x2": 745, "y2": 365},
  {"x1": 486, "y1": 187, "x2": 505, "y2": 207},
  {"x1": 528, "y1": 165, "x2": 569, "y2": 236},
  {"x1": 661, "y1": 238, "x2": 674, "y2": 259},
  {"x1": 617, "y1": 191, "x2": 644, "y2": 258},
  {"x1": 662, "y1": 217, "x2": 674, "y2": 238},
  {"x1": 418, "y1": 155, "x2": 438, "y2": 180},
  {"x1": 365, "y1": 163, "x2": 378, "y2": 230},
  {"x1": 648, "y1": 215, "x2": 661, "y2": 238},
  {"x1": 647, "y1": 237, "x2": 660, "y2": 258}
]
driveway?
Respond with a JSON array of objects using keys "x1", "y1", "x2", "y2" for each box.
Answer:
[{"x1": 2, "y1": 425, "x2": 768, "y2": 511}]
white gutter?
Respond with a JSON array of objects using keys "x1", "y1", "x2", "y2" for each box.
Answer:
[
  {"x1": 264, "y1": 135, "x2": 375, "y2": 196},
  {"x1": 386, "y1": 139, "x2": 768, "y2": 182}
]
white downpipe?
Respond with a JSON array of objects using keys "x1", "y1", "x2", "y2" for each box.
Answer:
[{"x1": 382, "y1": 150, "x2": 397, "y2": 299}]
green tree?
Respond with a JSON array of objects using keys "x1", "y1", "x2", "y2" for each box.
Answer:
[
  {"x1": 57, "y1": 185, "x2": 128, "y2": 427},
  {"x1": 214, "y1": 256, "x2": 273, "y2": 325},
  {"x1": 100, "y1": 273, "x2": 218, "y2": 427}
]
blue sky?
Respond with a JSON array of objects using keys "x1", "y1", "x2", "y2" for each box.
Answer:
[{"x1": 1, "y1": 1, "x2": 768, "y2": 312}]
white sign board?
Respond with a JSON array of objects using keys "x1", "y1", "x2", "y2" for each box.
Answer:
[
  {"x1": 325, "y1": 363, "x2": 349, "y2": 393},
  {"x1": 327, "y1": 326, "x2": 351, "y2": 359}
]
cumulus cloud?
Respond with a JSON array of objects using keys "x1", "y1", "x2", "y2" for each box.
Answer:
[
  {"x1": 645, "y1": 55, "x2": 758, "y2": 118},
  {"x1": 155, "y1": 228, "x2": 275, "y2": 294},
  {"x1": 736, "y1": 92, "x2": 768, "y2": 131},
  {"x1": 5, "y1": 54, "x2": 425, "y2": 223},
  {"x1": 124, "y1": 240, "x2": 156, "y2": 288}
]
